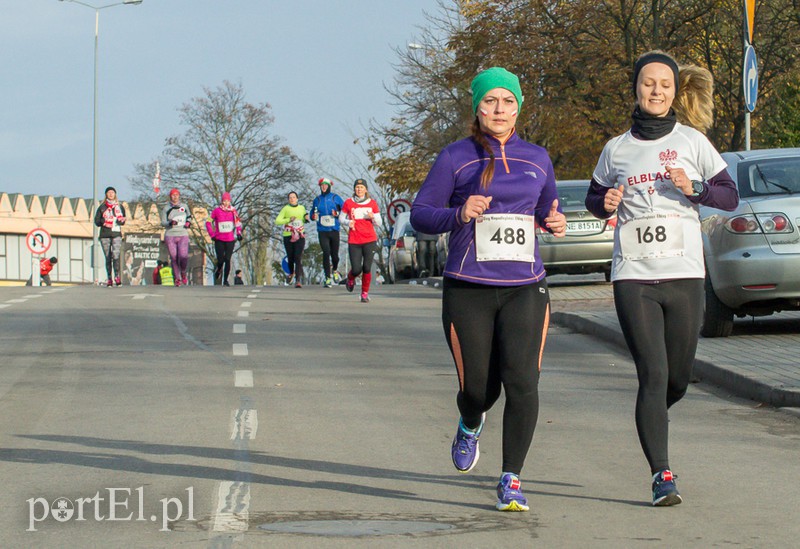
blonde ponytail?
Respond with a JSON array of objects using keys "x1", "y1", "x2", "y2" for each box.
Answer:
[{"x1": 674, "y1": 64, "x2": 715, "y2": 133}]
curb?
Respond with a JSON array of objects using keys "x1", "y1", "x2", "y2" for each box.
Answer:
[{"x1": 551, "y1": 311, "x2": 800, "y2": 408}]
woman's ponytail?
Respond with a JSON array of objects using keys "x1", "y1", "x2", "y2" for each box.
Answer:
[{"x1": 471, "y1": 118, "x2": 496, "y2": 190}]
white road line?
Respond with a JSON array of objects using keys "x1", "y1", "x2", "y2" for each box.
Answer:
[
  {"x1": 234, "y1": 370, "x2": 253, "y2": 387},
  {"x1": 233, "y1": 324, "x2": 246, "y2": 334},
  {"x1": 252, "y1": 289, "x2": 261, "y2": 293},
  {"x1": 230, "y1": 409, "x2": 258, "y2": 440},
  {"x1": 232, "y1": 344, "x2": 248, "y2": 356},
  {"x1": 24, "y1": 295, "x2": 43, "y2": 298},
  {"x1": 241, "y1": 301, "x2": 252, "y2": 308},
  {"x1": 247, "y1": 294, "x2": 256, "y2": 298},
  {"x1": 6, "y1": 299, "x2": 27, "y2": 303},
  {"x1": 0, "y1": 304, "x2": 9, "y2": 309},
  {"x1": 237, "y1": 310, "x2": 249, "y2": 318},
  {"x1": 211, "y1": 481, "x2": 250, "y2": 532},
  {"x1": 132, "y1": 295, "x2": 147, "y2": 300}
]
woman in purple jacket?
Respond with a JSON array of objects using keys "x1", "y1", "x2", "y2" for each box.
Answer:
[
  {"x1": 206, "y1": 191, "x2": 243, "y2": 286},
  {"x1": 411, "y1": 67, "x2": 566, "y2": 512}
]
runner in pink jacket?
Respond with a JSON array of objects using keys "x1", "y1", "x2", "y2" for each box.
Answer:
[{"x1": 206, "y1": 192, "x2": 242, "y2": 285}]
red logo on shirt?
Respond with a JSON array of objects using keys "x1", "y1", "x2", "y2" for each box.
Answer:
[{"x1": 659, "y1": 149, "x2": 678, "y2": 167}]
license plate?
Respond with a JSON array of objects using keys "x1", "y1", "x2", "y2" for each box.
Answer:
[{"x1": 566, "y1": 221, "x2": 602, "y2": 233}]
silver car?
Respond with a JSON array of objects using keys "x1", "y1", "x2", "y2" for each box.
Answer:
[
  {"x1": 701, "y1": 148, "x2": 800, "y2": 337},
  {"x1": 538, "y1": 179, "x2": 616, "y2": 281}
]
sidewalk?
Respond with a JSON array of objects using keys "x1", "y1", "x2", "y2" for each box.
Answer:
[{"x1": 549, "y1": 282, "x2": 800, "y2": 409}]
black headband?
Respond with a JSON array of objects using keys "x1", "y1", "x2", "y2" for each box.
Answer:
[{"x1": 632, "y1": 53, "x2": 679, "y2": 97}]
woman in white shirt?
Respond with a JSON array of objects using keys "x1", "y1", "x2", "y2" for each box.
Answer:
[{"x1": 585, "y1": 50, "x2": 739, "y2": 506}]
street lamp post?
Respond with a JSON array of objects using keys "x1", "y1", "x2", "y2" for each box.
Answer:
[{"x1": 58, "y1": 0, "x2": 143, "y2": 284}]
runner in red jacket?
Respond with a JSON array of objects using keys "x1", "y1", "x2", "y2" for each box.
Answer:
[{"x1": 340, "y1": 179, "x2": 382, "y2": 303}]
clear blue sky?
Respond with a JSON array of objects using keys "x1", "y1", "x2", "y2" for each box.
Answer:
[{"x1": 0, "y1": 0, "x2": 435, "y2": 201}]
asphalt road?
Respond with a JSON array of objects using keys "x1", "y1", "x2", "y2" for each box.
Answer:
[{"x1": 0, "y1": 283, "x2": 797, "y2": 548}]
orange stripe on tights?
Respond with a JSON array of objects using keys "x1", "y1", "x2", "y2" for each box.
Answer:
[
  {"x1": 449, "y1": 323, "x2": 465, "y2": 391},
  {"x1": 537, "y1": 304, "x2": 550, "y2": 372}
]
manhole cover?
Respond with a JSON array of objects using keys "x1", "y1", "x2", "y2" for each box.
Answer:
[{"x1": 258, "y1": 519, "x2": 454, "y2": 537}]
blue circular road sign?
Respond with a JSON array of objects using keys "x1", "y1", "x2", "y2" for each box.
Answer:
[{"x1": 743, "y1": 45, "x2": 758, "y2": 113}]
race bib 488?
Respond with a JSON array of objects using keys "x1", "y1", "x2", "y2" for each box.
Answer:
[{"x1": 475, "y1": 213, "x2": 536, "y2": 262}]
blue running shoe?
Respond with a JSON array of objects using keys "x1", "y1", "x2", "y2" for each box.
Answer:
[
  {"x1": 451, "y1": 414, "x2": 485, "y2": 473},
  {"x1": 652, "y1": 469, "x2": 682, "y2": 506},
  {"x1": 496, "y1": 473, "x2": 529, "y2": 512}
]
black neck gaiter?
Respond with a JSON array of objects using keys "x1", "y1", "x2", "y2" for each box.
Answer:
[{"x1": 631, "y1": 105, "x2": 677, "y2": 140}]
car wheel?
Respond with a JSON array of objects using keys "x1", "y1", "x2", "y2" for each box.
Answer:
[{"x1": 701, "y1": 276, "x2": 734, "y2": 338}]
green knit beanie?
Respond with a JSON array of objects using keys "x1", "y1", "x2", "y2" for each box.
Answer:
[{"x1": 470, "y1": 67, "x2": 523, "y2": 115}]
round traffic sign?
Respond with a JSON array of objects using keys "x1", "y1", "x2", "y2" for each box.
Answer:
[
  {"x1": 743, "y1": 45, "x2": 758, "y2": 113},
  {"x1": 387, "y1": 199, "x2": 412, "y2": 225},
  {"x1": 26, "y1": 228, "x2": 52, "y2": 255}
]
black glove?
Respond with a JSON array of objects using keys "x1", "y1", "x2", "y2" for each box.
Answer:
[
  {"x1": 237, "y1": 234, "x2": 243, "y2": 242},
  {"x1": 184, "y1": 221, "x2": 191, "y2": 229},
  {"x1": 170, "y1": 220, "x2": 178, "y2": 226}
]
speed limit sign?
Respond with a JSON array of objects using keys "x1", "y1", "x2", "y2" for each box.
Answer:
[{"x1": 26, "y1": 228, "x2": 52, "y2": 255}]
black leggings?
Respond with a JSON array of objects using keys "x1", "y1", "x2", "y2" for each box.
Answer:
[
  {"x1": 318, "y1": 231, "x2": 340, "y2": 278},
  {"x1": 283, "y1": 236, "x2": 305, "y2": 281},
  {"x1": 613, "y1": 279, "x2": 704, "y2": 473},
  {"x1": 442, "y1": 277, "x2": 550, "y2": 475},
  {"x1": 348, "y1": 241, "x2": 376, "y2": 277},
  {"x1": 214, "y1": 239, "x2": 236, "y2": 284}
]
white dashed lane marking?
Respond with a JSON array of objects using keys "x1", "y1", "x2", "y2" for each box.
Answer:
[
  {"x1": 235, "y1": 370, "x2": 253, "y2": 388},
  {"x1": 212, "y1": 481, "x2": 250, "y2": 532},
  {"x1": 241, "y1": 301, "x2": 252, "y2": 308},
  {"x1": 7, "y1": 299, "x2": 27, "y2": 303},
  {"x1": 247, "y1": 294, "x2": 256, "y2": 298},
  {"x1": 231, "y1": 408, "x2": 258, "y2": 440},
  {"x1": 233, "y1": 324, "x2": 246, "y2": 334},
  {"x1": 232, "y1": 344, "x2": 248, "y2": 356},
  {"x1": 237, "y1": 310, "x2": 249, "y2": 318}
]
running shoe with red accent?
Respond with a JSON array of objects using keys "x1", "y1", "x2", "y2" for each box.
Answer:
[
  {"x1": 496, "y1": 473, "x2": 529, "y2": 512},
  {"x1": 652, "y1": 469, "x2": 682, "y2": 506},
  {"x1": 345, "y1": 275, "x2": 355, "y2": 293},
  {"x1": 114, "y1": 276, "x2": 121, "y2": 287},
  {"x1": 360, "y1": 292, "x2": 370, "y2": 303},
  {"x1": 451, "y1": 413, "x2": 484, "y2": 473}
]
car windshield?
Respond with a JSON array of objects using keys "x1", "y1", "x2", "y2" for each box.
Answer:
[
  {"x1": 557, "y1": 183, "x2": 590, "y2": 207},
  {"x1": 740, "y1": 158, "x2": 800, "y2": 197}
]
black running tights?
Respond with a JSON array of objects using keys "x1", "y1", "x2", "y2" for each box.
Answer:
[
  {"x1": 442, "y1": 277, "x2": 550, "y2": 475},
  {"x1": 613, "y1": 279, "x2": 704, "y2": 473},
  {"x1": 318, "y1": 231, "x2": 340, "y2": 278}
]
